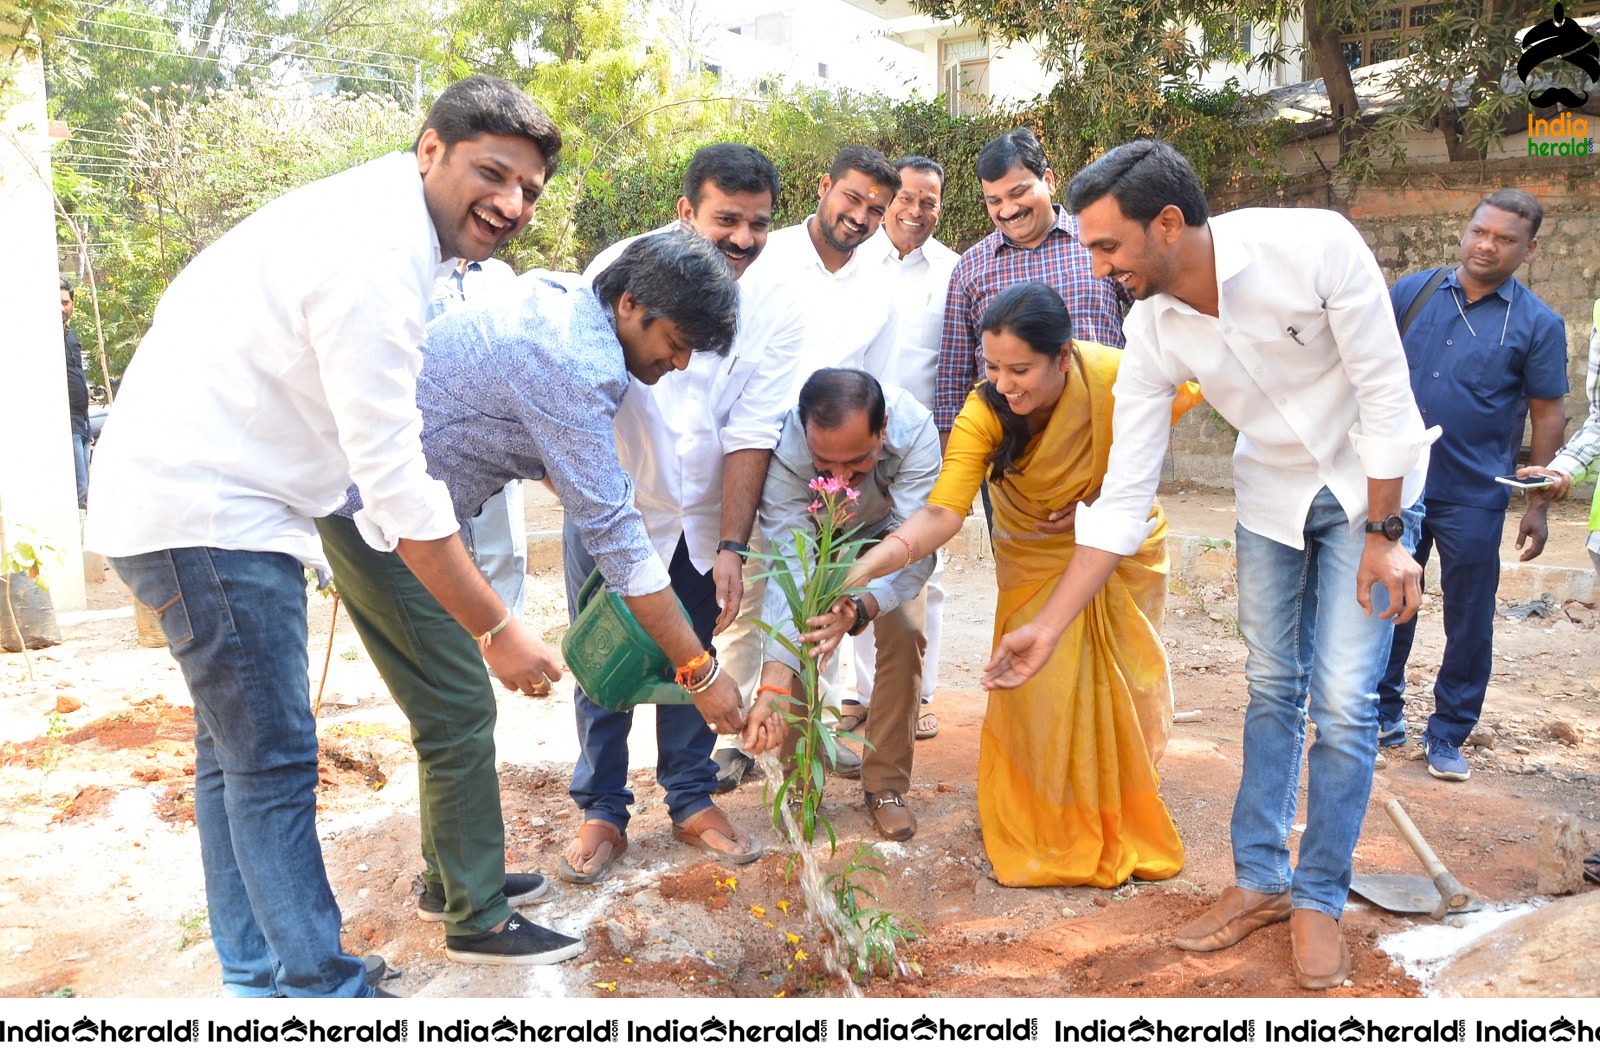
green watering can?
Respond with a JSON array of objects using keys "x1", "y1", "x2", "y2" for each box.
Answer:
[{"x1": 561, "y1": 569, "x2": 694, "y2": 711}]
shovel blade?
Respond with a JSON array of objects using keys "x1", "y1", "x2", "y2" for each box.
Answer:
[{"x1": 1350, "y1": 874, "x2": 1481, "y2": 916}]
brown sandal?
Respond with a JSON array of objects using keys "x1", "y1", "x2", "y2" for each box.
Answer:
[
  {"x1": 672, "y1": 805, "x2": 764, "y2": 865},
  {"x1": 838, "y1": 699, "x2": 869, "y2": 733},
  {"x1": 558, "y1": 818, "x2": 627, "y2": 884}
]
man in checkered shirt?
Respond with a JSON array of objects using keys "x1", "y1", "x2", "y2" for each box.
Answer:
[{"x1": 934, "y1": 128, "x2": 1130, "y2": 440}]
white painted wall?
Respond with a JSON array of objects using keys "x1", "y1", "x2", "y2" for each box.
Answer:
[{"x1": 1, "y1": 32, "x2": 85, "y2": 610}]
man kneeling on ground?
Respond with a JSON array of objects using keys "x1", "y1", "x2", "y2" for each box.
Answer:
[{"x1": 751, "y1": 368, "x2": 939, "y2": 840}]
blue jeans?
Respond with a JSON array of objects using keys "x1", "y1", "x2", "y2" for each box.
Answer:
[
  {"x1": 72, "y1": 433, "x2": 91, "y2": 508},
  {"x1": 1232, "y1": 488, "x2": 1399, "y2": 920},
  {"x1": 562, "y1": 520, "x2": 718, "y2": 831},
  {"x1": 1378, "y1": 499, "x2": 1501, "y2": 748},
  {"x1": 112, "y1": 548, "x2": 369, "y2": 997}
]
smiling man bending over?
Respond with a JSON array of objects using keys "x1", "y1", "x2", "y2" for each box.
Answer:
[{"x1": 318, "y1": 229, "x2": 786, "y2": 964}]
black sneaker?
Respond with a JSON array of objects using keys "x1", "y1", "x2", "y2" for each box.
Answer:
[
  {"x1": 362, "y1": 954, "x2": 392, "y2": 986},
  {"x1": 415, "y1": 872, "x2": 551, "y2": 922},
  {"x1": 444, "y1": 913, "x2": 586, "y2": 966},
  {"x1": 713, "y1": 747, "x2": 753, "y2": 793}
]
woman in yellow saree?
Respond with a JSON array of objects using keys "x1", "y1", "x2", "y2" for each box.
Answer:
[{"x1": 843, "y1": 282, "x2": 1193, "y2": 887}]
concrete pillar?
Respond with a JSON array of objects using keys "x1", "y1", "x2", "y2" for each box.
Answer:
[{"x1": 1, "y1": 24, "x2": 86, "y2": 610}]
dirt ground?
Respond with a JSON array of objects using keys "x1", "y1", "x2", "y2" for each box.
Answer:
[{"x1": 1, "y1": 491, "x2": 1597, "y2": 1000}]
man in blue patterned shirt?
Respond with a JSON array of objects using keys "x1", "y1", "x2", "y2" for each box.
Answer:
[{"x1": 317, "y1": 230, "x2": 784, "y2": 966}]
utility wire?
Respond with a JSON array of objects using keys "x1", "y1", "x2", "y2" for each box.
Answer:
[
  {"x1": 74, "y1": 4, "x2": 424, "y2": 64},
  {"x1": 57, "y1": 34, "x2": 411, "y2": 90}
]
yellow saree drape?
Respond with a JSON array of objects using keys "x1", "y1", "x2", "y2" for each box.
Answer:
[{"x1": 928, "y1": 341, "x2": 1188, "y2": 887}]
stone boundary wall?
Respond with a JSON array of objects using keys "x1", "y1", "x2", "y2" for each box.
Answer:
[{"x1": 1167, "y1": 158, "x2": 1599, "y2": 493}]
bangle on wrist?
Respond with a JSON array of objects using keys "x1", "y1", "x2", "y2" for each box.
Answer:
[
  {"x1": 682, "y1": 656, "x2": 721, "y2": 695},
  {"x1": 674, "y1": 648, "x2": 714, "y2": 689},
  {"x1": 887, "y1": 531, "x2": 916, "y2": 569},
  {"x1": 475, "y1": 609, "x2": 512, "y2": 652}
]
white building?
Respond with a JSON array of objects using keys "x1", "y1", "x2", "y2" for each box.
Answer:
[
  {"x1": 664, "y1": 0, "x2": 925, "y2": 97},
  {"x1": 840, "y1": 0, "x2": 1312, "y2": 111}
]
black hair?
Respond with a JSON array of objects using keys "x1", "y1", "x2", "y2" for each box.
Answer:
[
  {"x1": 893, "y1": 155, "x2": 946, "y2": 195},
  {"x1": 976, "y1": 128, "x2": 1049, "y2": 183},
  {"x1": 827, "y1": 145, "x2": 902, "y2": 193},
  {"x1": 60, "y1": 276, "x2": 74, "y2": 297},
  {"x1": 683, "y1": 143, "x2": 780, "y2": 208},
  {"x1": 1474, "y1": 188, "x2": 1543, "y2": 238},
  {"x1": 1066, "y1": 139, "x2": 1208, "y2": 227},
  {"x1": 415, "y1": 74, "x2": 563, "y2": 180},
  {"x1": 592, "y1": 229, "x2": 739, "y2": 355},
  {"x1": 977, "y1": 283, "x2": 1083, "y2": 483},
  {"x1": 797, "y1": 368, "x2": 887, "y2": 436}
]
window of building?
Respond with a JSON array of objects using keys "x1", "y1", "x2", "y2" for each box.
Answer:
[
  {"x1": 1334, "y1": 0, "x2": 1598, "y2": 70},
  {"x1": 940, "y1": 37, "x2": 991, "y2": 117}
]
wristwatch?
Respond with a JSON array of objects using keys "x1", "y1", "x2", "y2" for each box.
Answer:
[
  {"x1": 716, "y1": 539, "x2": 748, "y2": 564},
  {"x1": 845, "y1": 593, "x2": 872, "y2": 636},
  {"x1": 1364, "y1": 515, "x2": 1404, "y2": 541}
]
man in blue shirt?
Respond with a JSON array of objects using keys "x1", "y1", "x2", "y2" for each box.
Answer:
[
  {"x1": 318, "y1": 230, "x2": 783, "y2": 965},
  {"x1": 1378, "y1": 189, "x2": 1568, "y2": 781}
]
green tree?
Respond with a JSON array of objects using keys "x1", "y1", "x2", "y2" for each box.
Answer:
[
  {"x1": 910, "y1": 0, "x2": 1288, "y2": 183},
  {"x1": 443, "y1": 0, "x2": 634, "y2": 80},
  {"x1": 74, "y1": 85, "x2": 418, "y2": 383}
]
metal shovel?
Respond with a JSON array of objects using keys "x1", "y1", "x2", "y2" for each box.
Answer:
[{"x1": 1350, "y1": 798, "x2": 1480, "y2": 918}]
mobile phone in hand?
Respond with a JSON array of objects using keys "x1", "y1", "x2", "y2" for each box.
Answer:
[{"x1": 1495, "y1": 474, "x2": 1556, "y2": 489}]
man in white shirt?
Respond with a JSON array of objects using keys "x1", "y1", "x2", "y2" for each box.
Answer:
[
  {"x1": 737, "y1": 145, "x2": 903, "y2": 395},
  {"x1": 847, "y1": 156, "x2": 958, "y2": 743},
  {"x1": 984, "y1": 140, "x2": 1435, "y2": 990},
  {"x1": 87, "y1": 76, "x2": 565, "y2": 997},
  {"x1": 717, "y1": 147, "x2": 904, "y2": 745},
  {"x1": 559, "y1": 144, "x2": 803, "y2": 882}
]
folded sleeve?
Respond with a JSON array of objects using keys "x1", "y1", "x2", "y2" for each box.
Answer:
[
  {"x1": 307, "y1": 247, "x2": 460, "y2": 552},
  {"x1": 1073, "y1": 328, "x2": 1170, "y2": 556},
  {"x1": 1319, "y1": 216, "x2": 1438, "y2": 481},
  {"x1": 927, "y1": 390, "x2": 998, "y2": 516},
  {"x1": 721, "y1": 299, "x2": 804, "y2": 453}
]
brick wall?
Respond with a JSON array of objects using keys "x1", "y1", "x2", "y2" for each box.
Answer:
[{"x1": 1168, "y1": 157, "x2": 1599, "y2": 489}]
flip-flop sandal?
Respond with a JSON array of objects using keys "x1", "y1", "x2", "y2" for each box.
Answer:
[
  {"x1": 838, "y1": 699, "x2": 869, "y2": 734},
  {"x1": 915, "y1": 711, "x2": 939, "y2": 740},
  {"x1": 673, "y1": 806, "x2": 764, "y2": 865},
  {"x1": 558, "y1": 818, "x2": 627, "y2": 884}
]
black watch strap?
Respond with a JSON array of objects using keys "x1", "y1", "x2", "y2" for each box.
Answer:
[
  {"x1": 846, "y1": 594, "x2": 871, "y2": 636},
  {"x1": 717, "y1": 539, "x2": 748, "y2": 563},
  {"x1": 1364, "y1": 515, "x2": 1404, "y2": 541}
]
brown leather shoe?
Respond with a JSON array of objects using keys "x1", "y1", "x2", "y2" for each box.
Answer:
[
  {"x1": 1289, "y1": 909, "x2": 1350, "y2": 989},
  {"x1": 1173, "y1": 886, "x2": 1292, "y2": 952},
  {"x1": 865, "y1": 791, "x2": 916, "y2": 841}
]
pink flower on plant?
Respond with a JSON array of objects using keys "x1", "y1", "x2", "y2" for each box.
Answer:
[
  {"x1": 809, "y1": 475, "x2": 847, "y2": 495},
  {"x1": 844, "y1": 486, "x2": 861, "y2": 502},
  {"x1": 806, "y1": 499, "x2": 823, "y2": 515}
]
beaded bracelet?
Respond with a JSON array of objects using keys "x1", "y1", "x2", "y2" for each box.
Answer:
[
  {"x1": 682, "y1": 657, "x2": 721, "y2": 696},
  {"x1": 475, "y1": 609, "x2": 512, "y2": 653},
  {"x1": 887, "y1": 531, "x2": 917, "y2": 569}
]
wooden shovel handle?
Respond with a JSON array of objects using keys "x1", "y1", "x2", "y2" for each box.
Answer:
[{"x1": 1385, "y1": 798, "x2": 1470, "y2": 909}]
